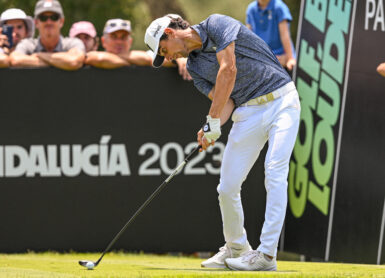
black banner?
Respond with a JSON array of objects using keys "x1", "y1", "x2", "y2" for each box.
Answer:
[
  {"x1": 0, "y1": 67, "x2": 267, "y2": 253},
  {"x1": 286, "y1": 0, "x2": 385, "y2": 264},
  {"x1": 329, "y1": 0, "x2": 385, "y2": 264}
]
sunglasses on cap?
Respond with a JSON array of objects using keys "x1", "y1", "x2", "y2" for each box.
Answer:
[
  {"x1": 38, "y1": 13, "x2": 60, "y2": 22},
  {"x1": 108, "y1": 21, "x2": 129, "y2": 28}
]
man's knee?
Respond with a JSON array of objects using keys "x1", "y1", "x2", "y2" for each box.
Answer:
[{"x1": 217, "y1": 180, "x2": 241, "y2": 201}]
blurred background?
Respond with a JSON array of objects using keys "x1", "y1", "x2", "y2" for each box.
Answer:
[{"x1": 0, "y1": 0, "x2": 301, "y2": 50}]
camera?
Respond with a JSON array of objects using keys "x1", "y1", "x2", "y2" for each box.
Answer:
[{"x1": 1, "y1": 24, "x2": 14, "y2": 49}]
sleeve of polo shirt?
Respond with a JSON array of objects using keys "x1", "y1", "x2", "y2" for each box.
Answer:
[
  {"x1": 66, "y1": 37, "x2": 86, "y2": 53},
  {"x1": 276, "y1": 3, "x2": 293, "y2": 23},
  {"x1": 189, "y1": 69, "x2": 214, "y2": 97},
  {"x1": 14, "y1": 38, "x2": 34, "y2": 54},
  {"x1": 206, "y1": 14, "x2": 241, "y2": 52}
]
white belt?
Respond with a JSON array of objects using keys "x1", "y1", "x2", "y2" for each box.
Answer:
[{"x1": 240, "y1": 81, "x2": 296, "y2": 107}]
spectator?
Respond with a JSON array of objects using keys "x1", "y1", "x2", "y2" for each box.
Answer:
[
  {"x1": 377, "y1": 63, "x2": 385, "y2": 77},
  {"x1": 0, "y1": 28, "x2": 10, "y2": 67},
  {"x1": 0, "y1": 8, "x2": 34, "y2": 67},
  {"x1": 85, "y1": 18, "x2": 152, "y2": 69},
  {"x1": 85, "y1": 16, "x2": 191, "y2": 80},
  {"x1": 69, "y1": 21, "x2": 99, "y2": 52},
  {"x1": 10, "y1": 0, "x2": 85, "y2": 70},
  {"x1": 246, "y1": 0, "x2": 296, "y2": 70}
]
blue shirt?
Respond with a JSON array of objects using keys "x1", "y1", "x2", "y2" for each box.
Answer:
[
  {"x1": 246, "y1": 0, "x2": 294, "y2": 56},
  {"x1": 187, "y1": 14, "x2": 291, "y2": 107}
]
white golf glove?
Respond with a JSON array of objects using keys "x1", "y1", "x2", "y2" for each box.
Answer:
[{"x1": 202, "y1": 115, "x2": 221, "y2": 143}]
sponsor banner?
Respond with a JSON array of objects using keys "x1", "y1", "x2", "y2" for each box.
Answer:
[
  {"x1": 0, "y1": 67, "x2": 267, "y2": 252},
  {"x1": 329, "y1": 0, "x2": 385, "y2": 264},
  {"x1": 286, "y1": 0, "x2": 355, "y2": 259}
]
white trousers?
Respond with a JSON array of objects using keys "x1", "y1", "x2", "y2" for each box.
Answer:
[{"x1": 217, "y1": 87, "x2": 300, "y2": 257}]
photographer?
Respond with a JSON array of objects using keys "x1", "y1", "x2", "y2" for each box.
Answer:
[{"x1": 0, "y1": 8, "x2": 34, "y2": 67}]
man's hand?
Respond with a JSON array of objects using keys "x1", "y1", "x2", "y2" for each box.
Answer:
[
  {"x1": 286, "y1": 57, "x2": 296, "y2": 71},
  {"x1": 197, "y1": 129, "x2": 212, "y2": 151},
  {"x1": 197, "y1": 116, "x2": 221, "y2": 151},
  {"x1": 377, "y1": 63, "x2": 385, "y2": 77},
  {"x1": 203, "y1": 115, "x2": 221, "y2": 141},
  {"x1": 176, "y1": 58, "x2": 192, "y2": 80},
  {"x1": 0, "y1": 28, "x2": 10, "y2": 54}
]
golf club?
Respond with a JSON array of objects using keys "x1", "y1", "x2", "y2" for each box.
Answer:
[{"x1": 79, "y1": 144, "x2": 201, "y2": 269}]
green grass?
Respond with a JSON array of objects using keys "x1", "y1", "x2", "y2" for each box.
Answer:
[{"x1": 0, "y1": 252, "x2": 384, "y2": 278}]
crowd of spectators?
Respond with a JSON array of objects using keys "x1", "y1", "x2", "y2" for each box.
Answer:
[
  {"x1": 0, "y1": 0, "x2": 301, "y2": 80},
  {"x1": 0, "y1": 0, "x2": 191, "y2": 80},
  {"x1": 3, "y1": 0, "x2": 381, "y2": 78}
]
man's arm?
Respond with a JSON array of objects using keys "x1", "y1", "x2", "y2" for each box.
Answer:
[
  {"x1": 198, "y1": 42, "x2": 237, "y2": 150},
  {"x1": 36, "y1": 48, "x2": 85, "y2": 71},
  {"x1": 120, "y1": 50, "x2": 152, "y2": 66},
  {"x1": 377, "y1": 63, "x2": 385, "y2": 77},
  {"x1": 208, "y1": 86, "x2": 234, "y2": 125},
  {"x1": 175, "y1": 58, "x2": 192, "y2": 81},
  {"x1": 209, "y1": 41, "x2": 237, "y2": 118},
  {"x1": 85, "y1": 51, "x2": 129, "y2": 69},
  {"x1": 0, "y1": 53, "x2": 10, "y2": 68},
  {"x1": 10, "y1": 52, "x2": 49, "y2": 67},
  {"x1": 278, "y1": 20, "x2": 296, "y2": 70}
]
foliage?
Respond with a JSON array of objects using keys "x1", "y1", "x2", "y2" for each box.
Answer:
[
  {"x1": 0, "y1": 0, "x2": 301, "y2": 50},
  {"x1": 0, "y1": 0, "x2": 150, "y2": 50},
  {"x1": 179, "y1": 0, "x2": 301, "y2": 44}
]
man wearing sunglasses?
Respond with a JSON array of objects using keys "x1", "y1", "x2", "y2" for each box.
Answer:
[{"x1": 10, "y1": 0, "x2": 85, "y2": 71}]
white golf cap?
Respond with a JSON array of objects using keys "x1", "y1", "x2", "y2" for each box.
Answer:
[
  {"x1": 0, "y1": 8, "x2": 35, "y2": 38},
  {"x1": 144, "y1": 16, "x2": 172, "y2": 68}
]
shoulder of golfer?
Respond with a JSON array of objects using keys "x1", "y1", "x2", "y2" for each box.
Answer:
[
  {"x1": 188, "y1": 14, "x2": 291, "y2": 110},
  {"x1": 195, "y1": 14, "x2": 239, "y2": 119}
]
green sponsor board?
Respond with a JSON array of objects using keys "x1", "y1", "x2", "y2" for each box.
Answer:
[
  {"x1": 286, "y1": 0, "x2": 354, "y2": 259},
  {"x1": 289, "y1": 0, "x2": 352, "y2": 218}
]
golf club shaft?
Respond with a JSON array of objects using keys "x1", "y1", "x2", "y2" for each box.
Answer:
[{"x1": 95, "y1": 145, "x2": 201, "y2": 265}]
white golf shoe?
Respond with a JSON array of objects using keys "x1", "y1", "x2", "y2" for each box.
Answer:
[
  {"x1": 225, "y1": 250, "x2": 277, "y2": 271},
  {"x1": 201, "y1": 244, "x2": 251, "y2": 269}
]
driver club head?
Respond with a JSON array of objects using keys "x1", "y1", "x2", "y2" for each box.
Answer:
[{"x1": 79, "y1": 260, "x2": 96, "y2": 270}]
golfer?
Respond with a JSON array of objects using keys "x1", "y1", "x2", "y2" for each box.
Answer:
[{"x1": 145, "y1": 14, "x2": 300, "y2": 271}]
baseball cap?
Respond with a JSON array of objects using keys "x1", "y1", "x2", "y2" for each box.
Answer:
[
  {"x1": 34, "y1": 0, "x2": 64, "y2": 18},
  {"x1": 69, "y1": 21, "x2": 97, "y2": 38},
  {"x1": 144, "y1": 16, "x2": 172, "y2": 68},
  {"x1": 103, "y1": 19, "x2": 131, "y2": 35},
  {"x1": 0, "y1": 8, "x2": 35, "y2": 38}
]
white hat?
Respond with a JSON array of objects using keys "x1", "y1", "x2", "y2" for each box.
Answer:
[
  {"x1": 144, "y1": 16, "x2": 172, "y2": 68},
  {"x1": 0, "y1": 8, "x2": 35, "y2": 38},
  {"x1": 103, "y1": 19, "x2": 131, "y2": 35},
  {"x1": 34, "y1": 0, "x2": 64, "y2": 18}
]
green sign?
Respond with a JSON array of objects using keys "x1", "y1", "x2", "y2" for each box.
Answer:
[{"x1": 289, "y1": 0, "x2": 353, "y2": 218}]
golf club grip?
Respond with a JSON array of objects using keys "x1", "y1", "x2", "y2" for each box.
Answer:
[{"x1": 96, "y1": 144, "x2": 201, "y2": 263}]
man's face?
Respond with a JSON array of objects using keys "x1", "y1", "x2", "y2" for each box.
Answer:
[
  {"x1": 35, "y1": 12, "x2": 64, "y2": 39},
  {"x1": 102, "y1": 30, "x2": 132, "y2": 54},
  {"x1": 158, "y1": 29, "x2": 188, "y2": 61},
  {"x1": 5, "y1": 19, "x2": 27, "y2": 46},
  {"x1": 158, "y1": 28, "x2": 189, "y2": 61},
  {"x1": 76, "y1": 33, "x2": 98, "y2": 52}
]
